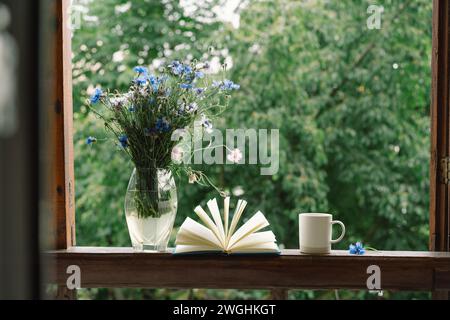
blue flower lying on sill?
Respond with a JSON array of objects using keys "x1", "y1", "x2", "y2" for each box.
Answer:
[{"x1": 349, "y1": 242, "x2": 366, "y2": 255}]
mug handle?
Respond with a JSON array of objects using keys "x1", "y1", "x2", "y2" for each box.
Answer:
[{"x1": 330, "y1": 220, "x2": 345, "y2": 244}]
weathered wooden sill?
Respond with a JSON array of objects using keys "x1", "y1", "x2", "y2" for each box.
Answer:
[{"x1": 45, "y1": 247, "x2": 450, "y2": 291}]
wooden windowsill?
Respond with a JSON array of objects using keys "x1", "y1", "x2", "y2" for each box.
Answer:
[{"x1": 45, "y1": 247, "x2": 450, "y2": 291}]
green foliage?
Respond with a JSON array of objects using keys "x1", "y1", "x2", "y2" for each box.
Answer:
[
  {"x1": 72, "y1": 0, "x2": 223, "y2": 111},
  {"x1": 74, "y1": 0, "x2": 432, "y2": 299},
  {"x1": 214, "y1": 0, "x2": 432, "y2": 250}
]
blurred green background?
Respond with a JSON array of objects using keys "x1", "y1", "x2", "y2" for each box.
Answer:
[{"x1": 72, "y1": 0, "x2": 432, "y2": 299}]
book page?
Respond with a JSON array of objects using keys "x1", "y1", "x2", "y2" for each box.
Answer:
[
  {"x1": 176, "y1": 231, "x2": 217, "y2": 247},
  {"x1": 176, "y1": 217, "x2": 222, "y2": 248},
  {"x1": 223, "y1": 197, "x2": 230, "y2": 238},
  {"x1": 227, "y1": 211, "x2": 269, "y2": 249},
  {"x1": 207, "y1": 198, "x2": 226, "y2": 246},
  {"x1": 228, "y1": 231, "x2": 276, "y2": 251},
  {"x1": 227, "y1": 199, "x2": 247, "y2": 243},
  {"x1": 193, "y1": 205, "x2": 223, "y2": 246}
]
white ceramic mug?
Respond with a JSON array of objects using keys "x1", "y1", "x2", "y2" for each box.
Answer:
[{"x1": 299, "y1": 213, "x2": 345, "y2": 254}]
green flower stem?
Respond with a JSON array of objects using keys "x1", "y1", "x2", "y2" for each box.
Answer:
[{"x1": 134, "y1": 167, "x2": 160, "y2": 218}]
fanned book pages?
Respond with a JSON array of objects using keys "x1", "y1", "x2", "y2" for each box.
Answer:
[{"x1": 174, "y1": 197, "x2": 280, "y2": 255}]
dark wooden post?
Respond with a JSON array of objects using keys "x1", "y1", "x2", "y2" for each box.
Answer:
[
  {"x1": 430, "y1": 0, "x2": 450, "y2": 300},
  {"x1": 0, "y1": 0, "x2": 42, "y2": 299}
]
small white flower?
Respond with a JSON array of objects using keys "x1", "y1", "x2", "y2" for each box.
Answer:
[
  {"x1": 124, "y1": 91, "x2": 133, "y2": 99},
  {"x1": 188, "y1": 172, "x2": 198, "y2": 184},
  {"x1": 227, "y1": 148, "x2": 243, "y2": 164},
  {"x1": 232, "y1": 186, "x2": 245, "y2": 197},
  {"x1": 171, "y1": 146, "x2": 183, "y2": 163},
  {"x1": 139, "y1": 87, "x2": 149, "y2": 97},
  {"x1": 110, "y1": 95, "x2": 128, "y2": 108}
]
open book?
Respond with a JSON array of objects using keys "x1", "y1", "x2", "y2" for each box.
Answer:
[{"x1": 174, "y1": 197, "x2": 280, "y2": 254}]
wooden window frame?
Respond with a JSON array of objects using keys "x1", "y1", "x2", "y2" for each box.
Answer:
[{"x1": 47, "y1": 0, "x2": 450, "y2": 299}]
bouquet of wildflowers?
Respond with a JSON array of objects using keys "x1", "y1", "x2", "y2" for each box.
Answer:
[{"x1": 87, "y1": 60, "x2": 239, "y2": 218}]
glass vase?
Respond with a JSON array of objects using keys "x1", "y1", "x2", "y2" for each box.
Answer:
[{"x1": 124, "y1": 167, "x2": 177, "y2": 252}]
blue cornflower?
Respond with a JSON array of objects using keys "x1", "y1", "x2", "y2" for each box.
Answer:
[
  {"x1": 180, "y1": 83, "x2": 193, "y2": 89},
  {"x1": 134, "y1": 76, "x2": 147, "y2": 86},
  {"x1": 158, "y1": 75, "x2": 168, "y2": 83},
  {"x1": 185, "y1": 102, "x2": 198, "y2": 113},
  {"x1": 203, "y1": 118, "x2": 212, "y2": 129},
  {"x1": 195, "y1": 71, "x2": 204, "y2": 79},
  {"x1": 155, "y1": 117, "x2": 170, "y2": 132},
  {"x1": 118, "y1": 134, "x2": 128, "y2": 148},
  {"x1": 221, "y1": 79, "x2": 240, "y2": 91},
  {"x1": 128, "y1": 105, "x2": 135, "y2": 112},
  {"x1": 133, "y1": 66, "x2": 148, "y2": 75},
  {"x1": 349, "y1": 242, "x2": 365, "y2": 255},
  {"x1": 90, "y1": 88, "x2": 103, "y2": 104},
  {"x1": 184, "y1": 65, "x2": 192, "y2": 74},
  {"x1": 148, "y1": 74, "x2": 161, "y2": 91},
  {"x1": 195, "y1": 87, "x2": 205, "y2": 95},
  {"x1": 86, "y1": 136, "x2": 97, "y2": 145},
  {"x1": 169, "y1": 61, "x2": 184, "y2": 75}
]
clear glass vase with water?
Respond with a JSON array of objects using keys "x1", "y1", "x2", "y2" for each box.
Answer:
[{"x1": 124, "y1": 167, "x2": 177, "y2": 252}]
